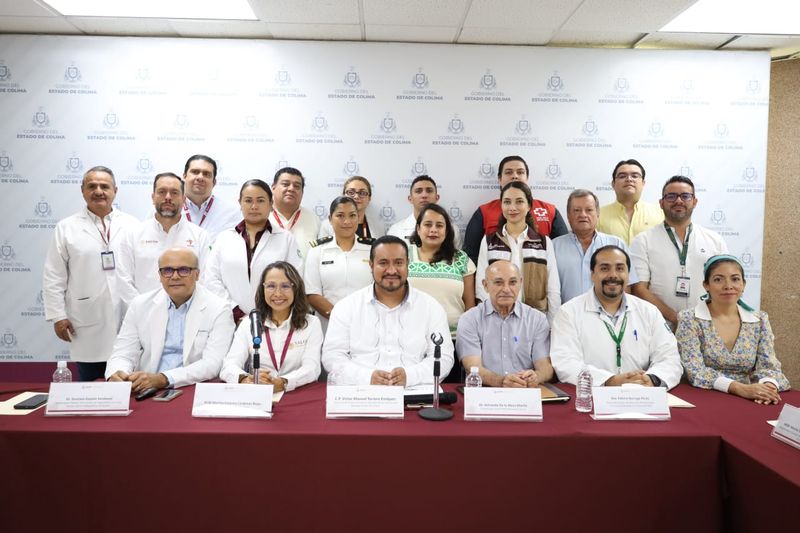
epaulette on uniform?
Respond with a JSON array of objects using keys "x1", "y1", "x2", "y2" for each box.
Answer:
[
  {"x1": 308, "y1": 236, "x2": 334, "y2": 248},
  {"x1": 357, "y1": 236, "x2": 375, "y2": 245}
]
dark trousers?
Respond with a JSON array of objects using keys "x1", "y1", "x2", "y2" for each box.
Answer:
[{"x1": 77, "y1": 361, "x2": 107, "y2": 382}]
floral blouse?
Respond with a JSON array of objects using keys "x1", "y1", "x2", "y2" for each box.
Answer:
[{"x1": 676, "y1": 301, "x2": 790, "y2": 392}]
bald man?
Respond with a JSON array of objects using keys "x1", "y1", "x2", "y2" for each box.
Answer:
[
  {"x1": 106, "y1": 247, "x2": 234, "y2": 390},
  {"x1": 456, "y1": 260, "x2": 553, "y2": 387}
]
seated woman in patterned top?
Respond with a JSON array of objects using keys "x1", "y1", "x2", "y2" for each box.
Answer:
[
  {"x1": 407, "y1": 203, "x2": 476, "y2": 337},
  {"x1": 676, "y1": 255, "x2": 790, "y2": 404}
]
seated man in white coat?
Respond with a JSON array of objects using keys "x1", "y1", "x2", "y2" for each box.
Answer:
[
  {"x1": 322, "y1": 235, "x2": 453, "y2": 387},
  {"x1": 106, "y1": 247, "x2": 234, "y2": 391},
  {"x1": 551, "y1": 245, "x2": 682, "y2": 389}
]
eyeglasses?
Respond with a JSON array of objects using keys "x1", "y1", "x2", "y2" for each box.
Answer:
[
  {"x1": 614, "y1": 173, "x2": 642, "y2": 181},
  {"x1": 158, "y1": 266, "x2": 197, "y2": 278},
  {"x1": 663, "y1": 192, "x2": 695, "y2": 203},
  {"x1": 344, "y1": 189, "x2": 371, "y2": 198},
  {"x1": 263, "y1": 282, "x2": 294, "y2": 293}
]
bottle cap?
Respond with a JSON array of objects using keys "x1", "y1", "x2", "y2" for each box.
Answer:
[
  {"x1": 57, "y1": 360, "x2": 67, "y2": 368},
  {"x1": 470, "y1": 366, "x2": 479, "y2": 373}
]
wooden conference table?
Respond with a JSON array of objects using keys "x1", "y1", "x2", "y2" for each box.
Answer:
[{"x1": 0, "y1": 382, "x2": 797, "y2": 533}]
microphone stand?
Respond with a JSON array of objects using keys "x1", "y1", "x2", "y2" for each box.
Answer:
[
  {"x1": 420, "y1": 333, "x2": 453, "y2": 421},
  {"x1": 252, "y1": 333, "x2": 262, "y2": 385}
]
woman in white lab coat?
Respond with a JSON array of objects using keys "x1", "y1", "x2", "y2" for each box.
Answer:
[
  {"x1": 204, "y1": 179, "x2": 302, "y2": 324},
  {"x1": 220, "y1": 261, "x2": 322, "y2": 391},
  {"x1": 304, "y1": 196, "x2": 373, "y2": 329}
]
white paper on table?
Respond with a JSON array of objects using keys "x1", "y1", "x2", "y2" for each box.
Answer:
[
  {"x1": 0, "y1": 392, "x2": 47, "y2": 416},
  {"x1": 403, "y1": 383, "x2": 444, "y2": 396},
  {"x1": 326, "y1": 385, "x2": 404, "y2": 419},
  {"x1": 45, "y1": 382, "x2": 132, "y2": 416},
  {"x1": 770, "y1": 403, "x2": 800, "y2": 450},
  {"x1": 592, "y1": 386, "x2": 670, "y2": 421},
  {"x1": 192, "y1": 382, "x2": 273, "y2": 419},
  {"x1": 667, "y1": 393, "x2": 695, "y2": 408},
  {"x1": 767, "y1": 420, "x2": 778, "y2": 427},
  {"x1": 464, "y1": 387, "x2": 542, "y2": 422}
]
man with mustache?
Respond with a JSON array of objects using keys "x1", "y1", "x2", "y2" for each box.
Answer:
[
  {"x1": 322, "y1": 235, "x2": 453, "y2": 387},
  {"x1": 117, "y1": 172, "x2": 209, "y2": 306},
  {"x1": 630, "y1": 176, "x2": 728, "y2": 329},
  {"x1": 269, "y1": 166, "x2": 320, "y2": 259},
  {"x1": 550, "y1": 245, "x2": 682, "y2": 389}
]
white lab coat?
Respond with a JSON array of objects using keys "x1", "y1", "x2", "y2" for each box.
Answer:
[
  {"x1": 42, "y1": 208, "x2": 140, "y2": 362},
  {"x1": 104, "y1": 285, "x2": 235, "y2": 388},
  {"x1": 203, "y1": 226, "x2": 302, "y2": 314},
  {"x1": 550, "y1": 290, "x2": 683, "y2": 389}
]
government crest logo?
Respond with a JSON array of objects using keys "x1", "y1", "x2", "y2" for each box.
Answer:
[
  {"x1": 480, "y1": 71, "x2": 496, "y2": 90},
  {"x1": 0, "y1": 241, "x2": 15, "y2": 261},
  {"x1": 66, "y1": 154, "x2": 82, "y2": 173},
  {"x1": 32, "y1": 107, "x2": 50, "y2": 128},
  {"x1": 174, "y1": 114, "x2": 189, "y2": 129},
  {"x1": 478, "y1": 161, "x2": 494, "y2": 179},
  {"x1": 614, "y1": 77, "x2": 629, "y2": 93},
  {"x1": 742, "y1": 166, "x2": 758, "y2": 183},
  {"x1": 713, "y1": 123, "x2": 729, "y2": 139},
  {"x1": 412, "y1": 158, "x2": 427, "y2": 176},
  {"x1": 448, "y1": 115, "x2": 464, "y2": 134},
  {"x1": 679, "y1": 165, "x2": 693, "y2": 178},
  {"x1": 710, "y1": 208, "x2": 726, "y2": 226},
  {"x1": 648, "y1": 121, "x2": 664, "y2": 138},
  {"x1": 136, "y1": 155, "x2": 153, "y2": 174},
  {"x1": 380, "y1": 203, "x2": 395, "y2": 222},
  {"x1": 136, "y1": 67, "x2": 150, "y2": 81},
  {"x1": 515, "y1": 117, "x2": 531, "y2": 136},
  {"x1": 0, "y1": 63, "x2": 10, "y2": 82},
  {"x1": 344, "y1": 68, "x2": 360, "y2": 88},
  {"x1": 1, "y1": 330, "x2": 17, "y2": 349},
  {"x1": 103, "y1": 112, "x2": 119, "y2": 129},
  {"x1": 314, "y1": 202, "x2": 327, "y2": 220},
  {"x1": 343, "y1": 158, "x2": 359, "y2": 176},
  {"x1": 582, "y1": 118, "x2": 598, "y2": 137},
  {"x1": 0, "y1": 152, "x2": 13, "y2": 172},
  {"x1": 244, "y1": 115, "x2": 259, "y2": 129},
  {"x1": 412, "y1": 69, "x2": 428, "y2": 89},
  {"x1": 35, "y1": 197, "x2": 52, "y2": 218},
  {"x1": 36, "y1": 290, "x2": 44, "y2": 306},
  {"x1": 740, "y1": 250, "x2": 753, "y2": 267},
  {"x1": 545, "y1": 161, "x2": 562, "y2": 180},
  {"x1": 275, "y1": 159, "x2": 289, "y2": 171},
  {"x1": 64, "y1": 63, "x2": 81, "y2": 82},
  {"x1": 449, "y1": 204, "x2": 463, "y2": 223},
  {"x1": 380, "y1": 114, "x2": 397, "y2": 134},
  {"x1": 547, "y1": 72, "x2": 564, "y2": 92},
  {"x1": 746, "y1": 80, "x2": 760, "y2": 95},
  {"x1": 275, "y1": 68, "x2": 291, "y2": 86},
  {"x1": 681, "y1": 79, "x2": 694, "y2": 93},
  {"x1": 311, "y1": 113, "x2": 328, "y2": 132}
]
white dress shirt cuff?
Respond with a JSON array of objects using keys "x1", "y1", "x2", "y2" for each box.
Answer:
[{"x1": 713, "y1": 376, "x2": 734, "y2": 393}]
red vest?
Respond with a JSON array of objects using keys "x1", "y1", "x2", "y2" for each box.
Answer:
[{"x1": 479, "y1": 198, "x2": 557, "y2": 237}]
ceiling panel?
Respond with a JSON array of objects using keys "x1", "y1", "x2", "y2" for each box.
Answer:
[
  {"x1": 636, "y1": 31, "x2": 736, "y2": 49},
  {"x1": 67, "y1": 16, "x2": 178, "y2": 36},
  {"x1": 0, "y1": 0, "x2": 57, "y2": 17},
  {"x1": 463, "y1": 0, "x2": 582, "y2": 30},
  {"x1": 363, "y1": 0, "x2": 467, "y2": 26},
  {"x1": 266, "y1": 23, "x2": 362, "y2": 40},
  {"x1": 549, "y1": 30, "x2": 644, "y2": 47},
  {"x1": 169, "y1": 20, "x2": 272, "y2": 38},
  {"x1": 0, "y1": 15, "x2": 80, "y2": 34},
  {"x1": 722, "y1": 34, "x2": 800, "y2": 50},
  {"x1": 250, "y1": 0, "x2": 360, "y2": 25},
  {"x1": 458, "y1": 26, "x2": 552, "y2": 45},
  {"x1": 365, "y1": 24, "x2": 457, "y2": 43},
  {"x1": 561, "y1": 0, "x2": 696, "y2": 31}
]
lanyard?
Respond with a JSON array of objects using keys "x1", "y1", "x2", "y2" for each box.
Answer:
[
  {"x1": 94, "y1": 217, "x2": 111, "y2": 248},
  {"x1": 664, "y1": 222, "x2": 692, "y2": 267},
  {"x1": 601, "y1": 313, "x2": 628, "y2": 371},
  {"x1": 274, "y1": 209, "x2": 301, "y2": 231},
  {"x1": 183, "y1": 196, "x2": 214, "y2": 226},
  {"x1": 265, "y1": 327, "x2": 294, "y2": 371}
]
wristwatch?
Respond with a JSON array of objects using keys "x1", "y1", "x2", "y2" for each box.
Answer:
[{"x1": 647, "y1": 374, "x2": 663, "y2": 387}]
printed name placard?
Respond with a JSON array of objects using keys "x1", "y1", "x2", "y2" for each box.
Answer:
[
  {"x1": 45, "y1": 382, "x2": 132, "y2": 416},
  {"x1": 326, "y1": 385, "x2": 404, "y2": 419},
  {"x1": 771, "y1": 403, "x2": 800, "y2": 451},
  {"x1": 464, "y1": 387, "x2": 542, "y2": 421},
  {"x1": 592, "y1": 387, "x2": 670, "y2": 421},
  {"x1": 192, "y1": 383, "x2": 273, "y2": 419}
]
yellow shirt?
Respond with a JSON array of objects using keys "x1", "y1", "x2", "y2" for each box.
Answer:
[{"x1": 597, "y1": 201, "x2": 664, "y2": 245}]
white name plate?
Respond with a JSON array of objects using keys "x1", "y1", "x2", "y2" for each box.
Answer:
[
  {"x1": 592, "y1": 387, "x2": 670, "y2": 421},
  {"x1": 326, "y1": 385, "x2": 404, "y2": 419},
  {"x1": 771, "y1": 403, "x2": 800, "y2": 451},
  {"x1": 192, "y1": 383, "x2": 273, "y2": 419},
  {"x1": 45, "y1": 382, "x2": 132, "y2": 416},
  {"x1": 464, "y1": 387, "x2": 542, "y2": 422}
]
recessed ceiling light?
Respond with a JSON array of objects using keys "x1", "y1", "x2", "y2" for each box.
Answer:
[
  {"x1": 43, "y1": 0, "x2": 258, "y2": 20},
  {"x1": 661, "y1": 0, "x2": 800, "y2": 35}
]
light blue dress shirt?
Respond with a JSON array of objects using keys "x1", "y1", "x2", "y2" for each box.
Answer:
[
  {"x1": 157, "y1": 294, "x2": 195, "y2": 385},
  {"x1": 552, "y1": 231, "x2": 638, "y2": 304}
]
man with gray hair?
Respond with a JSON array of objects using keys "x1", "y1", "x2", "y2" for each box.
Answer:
[
  {"x1": 456, "y1": 260, "x2": 553, "y2": 387},
  {"x1": 552, "y1": 189, "x2": 636, "y2": 304},
  {"x1": 43, "y1": 166, "x2": 140, "y2": 381}
]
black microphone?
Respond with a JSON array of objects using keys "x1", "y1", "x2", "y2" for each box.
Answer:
[{"x1": 249, "y1": 310, "x2": 263, "y2": 384}]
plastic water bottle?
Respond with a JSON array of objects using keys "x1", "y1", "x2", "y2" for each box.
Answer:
[
  {"x1": 52, "y1": 360, "x2": 72, "y2": 383},
  {"x1": 465, "y1": 366, "x2": 482, "y2": 388},
  {"x1": 575, "y1": 366, "x2": 593, "y2": 412}
]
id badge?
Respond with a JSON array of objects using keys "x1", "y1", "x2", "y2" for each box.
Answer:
[
  {"x1": 101, "y1": 251, "x2": 116, "y2": 271},
  {"x1": 675, "y1": 276, "x2": 690, "y2": 297}
]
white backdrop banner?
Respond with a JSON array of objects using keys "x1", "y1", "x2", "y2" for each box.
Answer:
[{"x1": 0, "y1": 35, "x2": 769, "y2": 362}]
